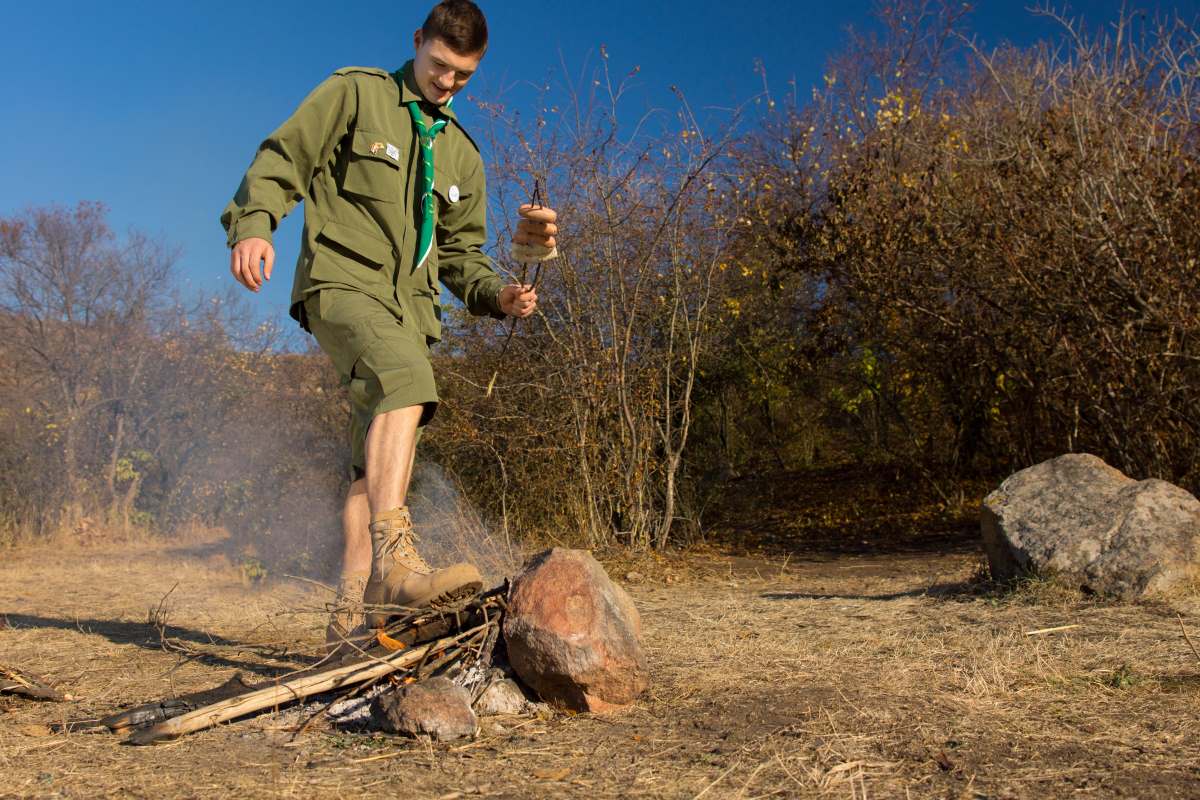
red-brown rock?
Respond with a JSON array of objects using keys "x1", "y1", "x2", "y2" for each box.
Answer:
[{"x1": 503, "y1": 548, "x2": 648, "y2": 713}]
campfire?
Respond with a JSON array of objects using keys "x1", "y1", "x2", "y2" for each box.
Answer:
[
  {"x1": 100, "y1": 586, "x2": 507, "y2": 744},
  {"x1": 14, "y1": 548, "x2": 647, "y2": 745}
]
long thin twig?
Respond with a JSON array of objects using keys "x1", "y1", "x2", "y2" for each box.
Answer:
[
  {"x1": 1179, "y1": 615, "x2": 1200, "y2": 664},
  {"x1": 1024, "y1": 624, "x2": 1082, "y2": 637},
  {"x1": 0, "y1": 664, "x2": 65, "y2": 702}
]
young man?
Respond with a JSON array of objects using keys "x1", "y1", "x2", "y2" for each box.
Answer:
[{"x1": 220, "y1": 0, "x2": 558, "y2": 651}]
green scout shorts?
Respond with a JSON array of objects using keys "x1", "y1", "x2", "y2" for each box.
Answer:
[{"x1": 304, "y1": 288, "x2": 438, "y2": 479}]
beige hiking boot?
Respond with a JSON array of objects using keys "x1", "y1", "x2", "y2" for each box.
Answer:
[
  {"x1": 323, "y1": 573, "x2": 370, "y2": 656},
  {"x1": 363, "y1": 507, "x2": 482, "y2": 629}
]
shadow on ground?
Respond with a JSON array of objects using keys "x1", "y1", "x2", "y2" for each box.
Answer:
[
  {"x1": 760, "y1": 580, "x2": 983, "y2": 602},
  {"x1": 702, "y1": 464, "x2": 989, "y2": 560},
  {"x1": 2, "y1": 613, "x2": 315, "y2": 676}
]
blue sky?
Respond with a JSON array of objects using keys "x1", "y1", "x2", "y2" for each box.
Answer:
[{"x1": 2, "y1": 1, "x2": 1198, "y2": 325}]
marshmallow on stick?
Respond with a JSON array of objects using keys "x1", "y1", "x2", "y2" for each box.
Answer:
[{"x1": 512, "y1": 204, "x2": 559, "y2": 262}]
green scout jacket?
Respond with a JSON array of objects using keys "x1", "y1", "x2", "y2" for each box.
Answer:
[{"x1": 220, "y1": 61, "x2": 505, "y2": 339}]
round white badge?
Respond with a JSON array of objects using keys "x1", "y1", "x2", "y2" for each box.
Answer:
[{"x1": 448, "y1": 185, "x2": 460, "y2": 203}]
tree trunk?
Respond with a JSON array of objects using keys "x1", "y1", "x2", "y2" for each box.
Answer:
[
  {"x1": 655, "y1": 454, "x2": 680, "y2": 550},
  {"x1": 106, "y1": 408, "x2": 126, "y2": 522},
  {"x1": 121, "y1": 474, "x2": 144, "y2": 531},
  {"x1": 60, "y1": 411, "x2": 84, "y2": 531}
]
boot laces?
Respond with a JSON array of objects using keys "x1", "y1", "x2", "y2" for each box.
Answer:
[
  {"x1": 328, "y1": 574, "x2": 368, "y2": 612},
  {"x1": 327, "y1": 574, "x2": 368, "y2": 634},
  {"x1": 379, "y1": 527, "x2": 433, "y2": 575}
]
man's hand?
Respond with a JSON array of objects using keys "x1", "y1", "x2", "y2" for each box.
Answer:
[
  {"x1": 230, "y1": 237, "x2": 275, "y2": 292},
  {"x1": 512, "y1": 204, "x2": 558, "y2": 261},
  {"x1": 499, "y1": 283, "x2": 538, "y2": 319}
]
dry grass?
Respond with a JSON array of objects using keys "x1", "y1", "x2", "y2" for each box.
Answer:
[{"x1": 2, "y1": 532, "x2": 1199, "y2": 799}]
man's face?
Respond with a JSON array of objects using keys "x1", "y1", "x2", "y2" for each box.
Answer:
[{"x1": 412, "y1": 30, "x2": 482, "y2": 106}]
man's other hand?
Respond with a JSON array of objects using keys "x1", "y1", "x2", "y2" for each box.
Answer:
[
  {"x1": 499, "y1": 283, "x2": 538, "y2": 319},
  {"x1": 230, "y1": 237, "x2": 275, "y2": 292}
]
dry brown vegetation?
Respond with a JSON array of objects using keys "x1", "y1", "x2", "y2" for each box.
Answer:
[
  {"x1": 725, "y1": 2, "x2": 1200, "y2": 496},
  {"x1": 424, "y1": 1, "x2": 1200, "y2": 556}
]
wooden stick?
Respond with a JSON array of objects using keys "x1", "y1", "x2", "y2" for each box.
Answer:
[
  {"x1": 128, "y1": 626, "x2": 483, "y2": 745},
  {"x1": 1023, "y1": 624, "x2": 1081, "y2": 636},
  {"x1": 0, "y1": 664, "x2": 65, "y2": 702}
]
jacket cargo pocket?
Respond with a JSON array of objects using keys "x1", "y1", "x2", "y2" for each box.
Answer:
[
  {"x1": 305, "y1": 290, "x2": 382, "y2": 379},
  {"x1": 342, "y1": 129, "x2": 403, "y2": 202},
  {"x1": 408, "y1": 288, "x2": 442, "y2": 344},
  {"x1": 309, "y1": 219, "x2": 393, "y2": 287}
]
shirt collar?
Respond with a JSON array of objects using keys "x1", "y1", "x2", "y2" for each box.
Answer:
[{"x1": 396, "y1": 60, "x2": 457, "y2": 121}]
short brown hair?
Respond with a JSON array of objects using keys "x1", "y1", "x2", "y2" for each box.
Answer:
[{"x1": 422, "y1": 1, "x2": 488, "y2": 55}]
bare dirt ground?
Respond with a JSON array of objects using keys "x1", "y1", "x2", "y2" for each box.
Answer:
[{"x1": 3, "y1": 525, "x2": 1200, "y2": 799}]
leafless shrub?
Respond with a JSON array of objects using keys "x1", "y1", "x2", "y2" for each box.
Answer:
[
  {"x1": 0, "y1": 203, "x2": 344, "y2": 570},
  {"x1": 428, "y1": 50, "x2": 741, "y2": 550}
]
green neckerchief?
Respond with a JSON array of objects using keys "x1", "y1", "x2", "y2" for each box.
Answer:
[{"x1": 406, "y1": 99, "x2": 450, "y2": 270}]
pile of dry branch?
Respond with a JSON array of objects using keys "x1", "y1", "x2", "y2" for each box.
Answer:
[{"x1": 66, "y1": 585, "x2": 509, "y2": 745}]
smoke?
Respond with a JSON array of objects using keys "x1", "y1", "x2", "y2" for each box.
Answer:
[
  {"x1": 203, "y1": 409, "x2": 521, "y2": 586},
  {"x1": 407, "y1": 461, "x2": 524, "y2": 585},
  {"x1": 249, "y1": 456, "x2": 525, "y2": 585}
]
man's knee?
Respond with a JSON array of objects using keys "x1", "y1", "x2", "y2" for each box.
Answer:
[{"x1": 370, "y1": 404, "x2": 427, "y2": 429}]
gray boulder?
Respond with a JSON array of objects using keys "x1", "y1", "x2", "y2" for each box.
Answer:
[
  {"x1": 981, "y1": 453, "x2": 1200, "y2": 598},
  {"x1": 473, "y1": 677, "x2": 532, "y2": 716},
  {"x1": 370, "y1": 677, "x2": 477, "y2": 741},
  {"x1": 503, "y1": 548, "x2": 649, "y2": 713}
]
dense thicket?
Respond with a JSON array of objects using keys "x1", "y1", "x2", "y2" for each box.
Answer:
[{"x1": 718, "y1": 5, "x2": 1200, "y2": 495}]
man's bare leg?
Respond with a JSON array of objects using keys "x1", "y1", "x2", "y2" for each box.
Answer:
[
  {"x1": 364, "y1": 405, "x2": 424, "y2": 513},
  {"x1": 361, "y1": 403, "x2": 481, "y2": 625},
  {"x1": 326, "y1": 405, "x2": 418, "y2": 650},
  {"x1": 325, "y1": 478, "x2": 372, "y2": 653},
  {"x1": 342, "y1": 478, "x2": 371, "y2": 577}
]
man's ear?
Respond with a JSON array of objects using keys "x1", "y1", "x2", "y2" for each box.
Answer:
[{"x1": 413, "y1": 29, "x2": 423, "y2": 51}]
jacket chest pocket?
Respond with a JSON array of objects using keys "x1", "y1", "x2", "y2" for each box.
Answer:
[
  {"x1": 342, "y1": 129, "x2": 403, "y2": 202},
  {"x1": 432, "y1": 166, "x2": 472, "y2": 217}
]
